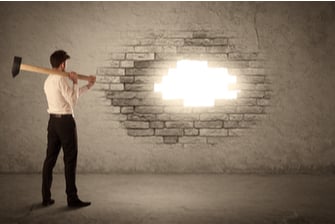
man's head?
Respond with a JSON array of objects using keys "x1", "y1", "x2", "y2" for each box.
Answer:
[{"x1": 50, "y1": 50, "x2": 70, "y2": 71}]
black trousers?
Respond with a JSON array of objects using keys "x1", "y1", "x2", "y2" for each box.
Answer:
[{"x1": 42, "y1": 114, "x2": 78, "y2": 202}]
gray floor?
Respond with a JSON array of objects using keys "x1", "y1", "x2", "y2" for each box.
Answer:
[{"x1": 1, "y1": 174, "x2": 335, "y2": 224}]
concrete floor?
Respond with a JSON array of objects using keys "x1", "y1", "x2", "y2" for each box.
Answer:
[{"x1": 1, "y1": 174, "x2": 335, "y2": 224}]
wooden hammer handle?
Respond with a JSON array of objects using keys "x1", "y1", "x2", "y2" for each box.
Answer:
[{"x1": 20, "y1": 64, "x2": 91, "y2": 81}]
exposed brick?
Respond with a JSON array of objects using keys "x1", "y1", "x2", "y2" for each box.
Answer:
[
  {"x1": 165, "y1": 121, "x2": 193, "y2": 128},
  {"x1": 96, "y1": 75, "x2": 120, "y2": 83},
  {"x1": 239, "y1": 120, "x2": 258, "y2": 128},
  {"x1": 120, "y1": 61, "x2": 134, "y2": 68},
  {"x1": 107, "y1": 91, "x2": 136, "y2": 99},
  {"x1": 135, "y1": 46, "x2": 177, "y2": 53},
  {"x1": 110, "y1": 84, "x2": 124, "y2": 91},
  {"x1": 184, "y1": 128, "x2": 199, "y2": 136},
  {"x1": 236, "y1": 99, "x2": 257, "y2": 106},
  {"x1": 194, "y1": 121, "x2": 222, "y2": 128},
  {"x1": 177, "y1": 46, "x2": 207, "y2": 53},
  {"x1": 170, "y1": 113, "x2": 199, "y2": 121},
  {"x1": 208, "y1": 61, "x2": 249, "y2": 68},
  {"x1": 223, "y1": 121, "x2": 240, "y2": 128},
  {"x1": 110, "y1": 46, "x2": 134, "y2": 52},
  {"x1": 200, "y1": 129, "x2": 228, "y2": 136},
  {"x1": 237, "y1": 106, "x2": 264, "y2": 113},
  {"x1": 124, "y1": 121, "x2": 149, "y2": 129},
  {"x1": 109, "y1": 60, "x2": 120, "y2": 67},
  {"x1": 244, "y1": 114, "x2": 267, "y2": 121},
  {"x1": 228, "y1": 129, "x2": 247, "y2": 137},
  {"x1": 120, "y1": 76, "x2": 134, "y2": 83},
  {"x1": 238, "y1": 75, "x2": 265, "y2": 84},
  {"x1": 208, "y1": 106, "x2": 236, "y2": 113},
  {"x1": 229, "y1": 114, "x2": 244, "y2": 121},
  {"x1": 150, "y1": 121, "x2": 164, "y2": 128},
  {"x1": 200, "y1": 113, "x2": 229, "y2": 121},
  {"x1": 156, "y1": 114, "x2": 171, "y2": 121},
  {"x1": 179, "y1": 137, "x2": 207, "y2": 144},
  {"x1": 238, "y1": 90, "x2": 265, "y2": 98},
  {"x1": 126, "y1": 68, "x2": 166, "y2": 76},
  {"x1": 153, "y1": 38, "x2": 184, "y2": 46},
  {"x1": 134, "y1": 61, "x2": 177, "y2": 68},
  {"x1": 109, "y1": 106, "x2": 121, "y2": 113},
  {"x1": 121, "y1": 106, "x2": 134, "y2": 114},
  {"x1": 185, "y1": 38, "x2": 228, "y2": 46},
  {"x1": 155, "y1": 129, "x2": 183, "y2": 136},
  {"x1": 126, "y1": 53, "x2": 155, "y2": 61},
  {"x1": 228, "y1": 52, "x2": 264, "y2": 61},
  {"x1": 112, "y1": 98, "x2": 159, "y2": 106},
  {"x1": 128, "y1": 113, "x2": 156, "y2": 121},
  {"x1": 163, "y1": 136, "x2": 179, "y2": 144},
  {"x1": 125, "y1": 84, "x2": 153, "y2": 91},
  {"x1": 93, "y1": 83, "x2": 109, "y2": 91},
  {"x1": 97, "y1": 67, "x2": 125, "y2": 76},
  {"x1": 128, "y1": 129, "x2": 154, "y2": 136},
  {"x1": 206, "y1": 46, "x2": 234, "y2": 53},
  {"x1": 135, "y1": 106, "x2": 164, "y2": 114}
]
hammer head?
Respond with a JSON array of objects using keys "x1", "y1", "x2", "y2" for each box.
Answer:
[{"x1": 12, "y1": 56, "x2": 22, "y2": 78}]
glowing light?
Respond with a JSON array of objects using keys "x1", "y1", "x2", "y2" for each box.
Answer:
[{"x1": 154, "y1": 60, "x2": 239, "y2": 107}]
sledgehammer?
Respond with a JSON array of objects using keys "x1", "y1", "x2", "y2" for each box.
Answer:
[{"x1": 12, "y1": 56, "x2": 91, "y2": 81}]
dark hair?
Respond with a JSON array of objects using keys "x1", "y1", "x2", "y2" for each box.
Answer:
[{"x1": 50, "y1": 50, "x2": 70, "y2": 68}]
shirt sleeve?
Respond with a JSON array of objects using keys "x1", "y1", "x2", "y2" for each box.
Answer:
[{"x1": 59, "y1": 77, "x2": 79, "y2": 109}]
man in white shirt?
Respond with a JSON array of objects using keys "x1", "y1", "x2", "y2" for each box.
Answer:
[{"x1": 42, "y1": 50, "x2": 95, "y2": 207}]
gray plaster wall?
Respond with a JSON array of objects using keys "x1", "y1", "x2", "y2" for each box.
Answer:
[{"x1": 0, "y1": 2, "x2": 335, "y2": 173}]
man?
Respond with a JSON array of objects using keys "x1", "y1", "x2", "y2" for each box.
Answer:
[{"x1": 42, "y1": 50, "x2": 96, "y2": 207}]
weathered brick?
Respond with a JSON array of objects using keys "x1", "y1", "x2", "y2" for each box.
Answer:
[
  {"x1": 239, "y1": 120, "x2": 257, "y2": 128},
  {"x1": 228, "y1": 52, "x2": 264, "y2": 61},
  {"x1": 244, "y1": 114, "x2": 267, "y2": 121},
  {"x1": 97, "y1": 67, "x2": 125, "y2": 76},
  {"x1": 128, "y1": 129, "x2": 154, "y2": 136},
  {"x1": 177, "y1": 46, "x2": 207, "y2": 53},
  {"x1": 208, "y1": 106, "x2": 236, "y2": 113},
  {"x1": 126, "y1": 68, "x2": 167, "y2": 76},
  {"x1": 120, "y1": 61, "x2": 134, "y2": 68},
  {"x1": 128, "y1": 113, "x2": 156, "y2": 121},
  {"x1": 194, "y1": 121, "x2": 222, "y2": 128},
  {"x1": 236, "y1": 99, "x2": 257, "y2": 106},
  {"x1": 135, "y1": 106, "x2": 164, "y2": 114},
  {"x1": 121, "y1": 106, "x2": 134, "y2": 114},
  {"x1": 107, "y1": 91, "x2": 136, "y2": 99},
  {"x1": 110, "y1": 46, "x2": 134, "y2": 52},
  {"x1": 112, "y1": 98, "x2": 158, "y2": 106},
  {"x1": 200, "y1": 129, "x2": 228, "y2": 136},
  {"x1": 200, "y1": 113, "x2": 229, "y2": 121},
  {"x1": 120, "y1": 76, "x2": 134, "y2": 83},
  {"x1": 96, "y1": 75, "x2": 120, "y2": 83},
  {"x1": 163, "y1": 136, "x2": 179, "y2": 144},
  {"x1": 126, "y1": 53, "x2": 155, "y2": 61},
  {"x1": 206, "y1": 46, "x2": 234, "y2": 53},
  {"x1": 134, "y1": 60, "x2": 177, "y2": 68},
  {"x1": 150, "y1": 121, "x2": 164, "y2": 128},
  {"x1": 109, "y1": 60, "x2": 120, "y2": 67},
  {"x1": 156, "y1": 114, "x2": 171, "y2": 120},
  {"x1": 223, "y1": 121, "x2": 239, "y2": 128},
  {"x1": 124, "y1": 121, "x2": 149, "y2": 129},
  {"x1": 228, "y1": 129, "x2": 247, "y2": 137},
  {"x1": 208, "y1": 61, "x2": 249, "y2": 68},
  {"x1": 184, "y1": 128, "x2": 199, "y2": 136},
  {"x1": 165, "y1": 121, "x2": 193, "y2": 128},
  {"x1": 109, "y1": 106, "x2": 121, "y2": 113},
  {"x1": 238, "y1": 90, "x2": 265, "y2": 98},
  {"x1": 237, "y1": 106, "x2": 264, "y2": 113},
  {"x1": 229, "y1": 114, "x2": 244, "y2": 121},
  {"x1": 179, "y1": 137, "x2": 207, "y2": 144},
  {"x1": 170, "y1": 113, "x2": 199, "y2": 121},
  {"x1": 153, "y1": 38, "x2": 184, "y2": 46},
  {"x1": 93, "y1": 83, "x2": 109, "y2": 91},
  {"x1": 110, "y1": 84, "x2": 124, "y2": 91},
  {"x1": 135, "y1": 46, "x2": 177, "y2": 53},
  {"x1": 155, "y1": 129, "x2": 183, "y2": 136},
  {"x1": 125, "y1": 84, "x2": 153, "y2": 91}
]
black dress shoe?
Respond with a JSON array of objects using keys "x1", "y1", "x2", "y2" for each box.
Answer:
[
  {"x1": 42, "y1": 199, "x2": 55, "y2": 206},
  {"x1": 68, "y1": 199, "x2": 91, "y2": 207}
]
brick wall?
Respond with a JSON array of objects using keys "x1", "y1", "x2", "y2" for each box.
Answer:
[{"x1": 96, "y1": 30, "x2": 271, "y2": 145}]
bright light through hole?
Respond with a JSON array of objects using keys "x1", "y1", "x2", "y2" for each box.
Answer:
[{"x1": 154, "y1": 60, "x2": 239, "y2": 107}]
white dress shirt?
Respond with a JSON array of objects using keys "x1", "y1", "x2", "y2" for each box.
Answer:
[{"x1": 44, "y1": 74, "x2": 89, "y2": 115}]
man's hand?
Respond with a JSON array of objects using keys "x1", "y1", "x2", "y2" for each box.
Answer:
[
  {"x1": 87, "y1": 75, "x2": 96, "y2": 89},
  {"x1": 69, "y1": 72, "x2": 78, "y2": 84}
]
